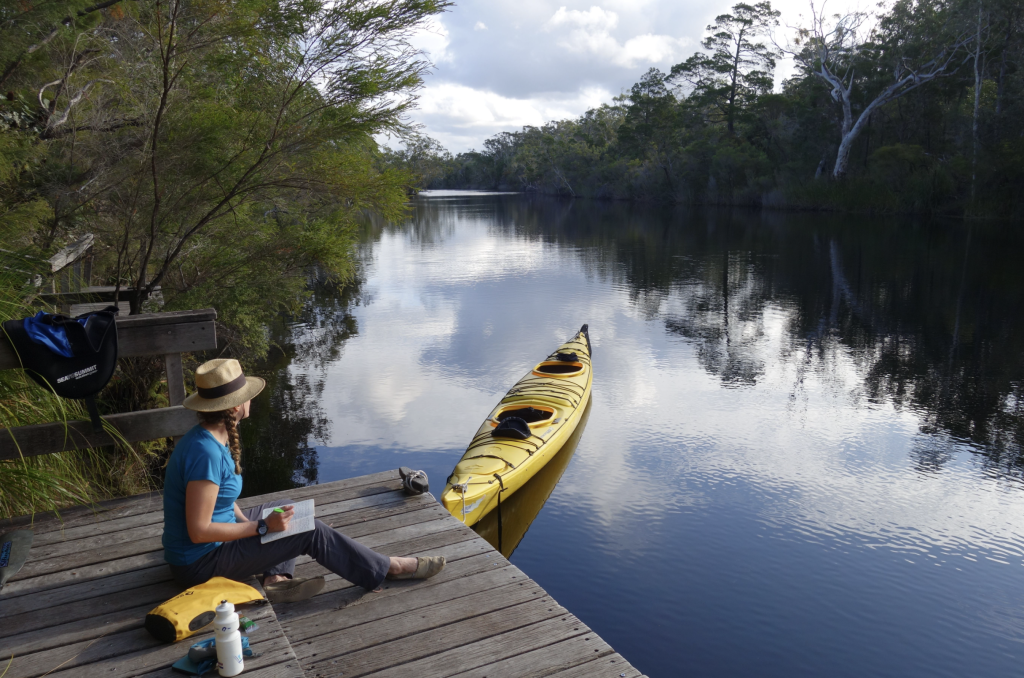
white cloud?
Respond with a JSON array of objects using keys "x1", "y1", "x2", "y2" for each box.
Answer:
[
  {"x1": 414, "y1": 81, "x2": 612, "y2": 152},
  {"x1": 411, "y1": 17, "x2": 452, "y2": 64},
  {"x1": 543, "y1": 6, "x2": 690, "y2": 68},
  {"x1": 545, "y1": 6, "x2": 619, "y2": 32},
  {"x1": 399, "y1": 0, "x2": 865, "y2": 152}
]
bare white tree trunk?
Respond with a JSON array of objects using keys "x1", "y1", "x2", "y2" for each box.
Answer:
[
  {"x1": 971, "y1": 1, "x2": 984, "y2": 200},
  {"x1": 787, "y1": 2, "x2": 974, "y2": 179}
]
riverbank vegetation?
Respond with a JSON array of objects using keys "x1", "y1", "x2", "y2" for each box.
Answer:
[
  {"x1": 402, "y1": 0, "x2": 1024, "y2": 217},
  {"x1": 0, "y1": 0, "x2": 447, "y2": 518}
]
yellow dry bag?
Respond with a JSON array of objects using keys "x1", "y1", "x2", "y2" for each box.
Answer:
[{"x1": 145, "y1": 576, "x2": 265, "y2": 643}]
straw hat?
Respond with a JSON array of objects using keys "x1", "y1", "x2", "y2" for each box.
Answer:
[{"x1": 183, "y1": 359, "x2": 265, "y2": 412}]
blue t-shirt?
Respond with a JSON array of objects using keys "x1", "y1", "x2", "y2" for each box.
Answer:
[{"x1": 162, "y1": 425, "x2": 243, "y2": 566}]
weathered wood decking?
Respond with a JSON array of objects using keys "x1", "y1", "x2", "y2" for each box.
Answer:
[{"x1": 0, "y1": 469, "x2": 642, "y2": 678}]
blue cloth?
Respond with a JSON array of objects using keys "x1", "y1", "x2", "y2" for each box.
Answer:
[
  {"x1": 162, "y1": 425, "x2": 243, "y2": 566},
  {"x1": 23, "y1": 311, "x2": 86, "y2": 358},
  {"x1": 171, "y1": 636, "x2": 252, "y2": 676}
]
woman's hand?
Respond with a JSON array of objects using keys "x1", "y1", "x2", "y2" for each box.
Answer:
[{"x1": 264, "y1": 506, "x2": 294, "y2": 533}]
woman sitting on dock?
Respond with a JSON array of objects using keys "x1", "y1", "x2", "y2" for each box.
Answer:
[{"x1": 161, "y1": 359, "x2": 445, "y2": 602}]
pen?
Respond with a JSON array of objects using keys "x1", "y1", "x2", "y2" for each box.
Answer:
[{"x1": 273, "y1": 507, "x2": 285, "y2": 513}]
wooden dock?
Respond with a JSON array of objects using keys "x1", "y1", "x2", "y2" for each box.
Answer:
[{"x1": 0, "y1": 469, "x2": 642, "y2": 678}]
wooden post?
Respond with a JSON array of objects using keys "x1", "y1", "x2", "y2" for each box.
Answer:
[
  {"x1": 165, "y1": 352, "x2": 187, "y2": 443},
  {"x1": 164, "y1": 353, "x2": 186, "y2": 406}
]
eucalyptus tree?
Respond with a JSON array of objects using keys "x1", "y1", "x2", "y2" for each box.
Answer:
[
  {"x1": 617, "y1": 68, "x2": 681, "y2": 190},
  {"x1": 788, "y1": 0, "x2": 974, "y2": 179},
  {"x1": 670, "y1": 2, "x2": 781, "y2": 134}
]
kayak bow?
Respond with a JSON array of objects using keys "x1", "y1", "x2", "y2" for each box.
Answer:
[{"x1": 441, "y1": 324, "x2": 593, "y2": 526}]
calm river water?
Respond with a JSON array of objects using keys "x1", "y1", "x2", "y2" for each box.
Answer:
[{"x1": 243, "y1": 191, "x2": 1024, "y2": 678}]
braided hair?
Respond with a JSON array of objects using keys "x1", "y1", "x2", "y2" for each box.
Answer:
[{"x1": 198, "y1": 408, "x2": 243, "y2": 474}]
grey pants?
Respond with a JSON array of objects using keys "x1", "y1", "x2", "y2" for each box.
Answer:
[{"x1": 169, "y1": 499, "x2": 390, "y2": 591}]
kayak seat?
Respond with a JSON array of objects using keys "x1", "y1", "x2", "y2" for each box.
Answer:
[{"x1": 492, "y1": 417, "x2": 531, "y2": 440}]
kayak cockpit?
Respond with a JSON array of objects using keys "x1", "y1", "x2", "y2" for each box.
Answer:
[{"x1": 533, "y1": 361, "x2": 585, "y2": 377}]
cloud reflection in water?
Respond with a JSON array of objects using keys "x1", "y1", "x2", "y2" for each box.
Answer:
[{"x1": 261, "y1": 193, "x2": 1024, "y2": 678}]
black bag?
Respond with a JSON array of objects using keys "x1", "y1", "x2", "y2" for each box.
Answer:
[{"x1": 2, "y1": 307, "x2": 119, "y2": 431}]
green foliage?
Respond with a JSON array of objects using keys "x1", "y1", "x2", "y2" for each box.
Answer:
[
  {"x1": 0, "y1": 243, "x2": 160, "y2": 520},
  {"x1": 670, "y1": 1, "x2": 781, "y2": 134},
  {"x1": 0, "y1": 0, "x2": 449, "y2": 355},
  {"x1": 0, "y1": 0, "x2": 449, "y2": 514}
]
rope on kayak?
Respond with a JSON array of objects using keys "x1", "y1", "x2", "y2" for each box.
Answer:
[
  {"x1": 450, "y1": 480, "x2": 469, "y2": 523},
  {"x1": 494, "y1": 473, "x2": 505, "y2": 554},
  {"x1": 465, "y1": 431, "x2": 541, "y2": 455}
]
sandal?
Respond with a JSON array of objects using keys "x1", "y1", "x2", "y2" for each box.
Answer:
[
  {"x1": 399, "y1": 467, "x2": 429, "y2": 495},
  {"x1": 386, "y1": 556, "x2": 446, "y2": 580},
  {"x1": 263, "y1": 576, "x2": 325, "y2": 603}
]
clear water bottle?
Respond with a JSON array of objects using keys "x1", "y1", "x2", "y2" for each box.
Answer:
[{"x1": 214, "y1": 600, "x2": 244, "y2": 677}]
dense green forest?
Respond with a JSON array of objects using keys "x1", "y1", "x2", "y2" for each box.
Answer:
[
  {"x1": 388, "y1": 0, "x2": 1024, "y2": 217},
  {"x1": 2, "y1": 0, "x2": 447, "y2": 352},
  {"x1": 0, "y1": 0, "x2": 446, "y2": 517}
]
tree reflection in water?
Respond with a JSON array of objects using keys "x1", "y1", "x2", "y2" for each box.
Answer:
[
  {"x1": 240, "y1": 277, "x2": 361, "y2": 498},
  {"x1": 409, "y1": 195, "x2": 1024, "y2": 478}
]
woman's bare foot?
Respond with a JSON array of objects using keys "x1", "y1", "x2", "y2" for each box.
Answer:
[
  {"x1": 387, "y1": 556, "x2": 418, "y2": 576},
  {"x1": 264, "y1": 574, "x2": 289, "y2": 586}
]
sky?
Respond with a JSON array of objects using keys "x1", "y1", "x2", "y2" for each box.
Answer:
[{"x1": 402, "y1": 0, "x2": 855, "y2": 153}]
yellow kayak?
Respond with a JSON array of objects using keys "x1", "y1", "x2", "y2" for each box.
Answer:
[{"x1": 441, "y1": 324, "x2": 593, "y2": 526}]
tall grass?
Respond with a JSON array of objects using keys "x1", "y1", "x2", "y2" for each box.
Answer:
[{"x1": 0, "y1": 252, "x2": 160, "y2": 522}]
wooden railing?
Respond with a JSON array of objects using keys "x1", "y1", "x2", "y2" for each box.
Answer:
[{"x1": 0, "y1": 309, "x2": 217, "y2": 461}]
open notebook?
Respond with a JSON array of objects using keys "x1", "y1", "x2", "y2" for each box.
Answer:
[{"x1": 260, "y1": 499, "x2": 315, "y2": 544}]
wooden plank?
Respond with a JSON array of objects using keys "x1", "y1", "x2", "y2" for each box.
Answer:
[
  {"x1": 48, "y1": 234, "x2": 93, "y2": 273},
  {"x1": 0, "y1": 563, "x2": 171, "y2": 617},
  {"x1": 545, "y1": 654, "x2": 644, "y2": 678},
  {"x1": 31, "y1": 610, "x2": 293, "y2": 678},
  {"x1": 237, "y1": 469, "x2": 400, "y2": 507},
  {"x1": 0, "y1": 406, "x2": 198, "y2": 461},
  {"x1": 37, "y1": 286, "x2": 158, "y2": 306},
  {"x1": 0, "y1": 316, "x2": 217, "y2": 371},
  {"x1": 115, "y1": 309, "x2": 216, "y2": 328},
  {"x1": 0, "y1": 552, "x2": 166, "y2": 599},
  {"x1": 447, "y1": 632, "x2": 617, "y2": 678},
  {"x1": 359, "y1": 613, "x2": 594, "y2": 678},
  {"x1": 283, "y1": 560, "x2": 529, "y2": 643},
  {"x1": 278, "y1": 545, "x2": 513, "y2": 626},
  {"x1": 304, "y1": 598, "x2": 567, "y2": 678},
  {"x1": 11, "y1": 506, "x2": 412, "y2": 584},
  {"x1": 1, "y1": 470, "x2": 397, "y2": 535},
  {"x1": 0, "y1": 578, "x2": 181, "y2": 635},
  {"x1": 294, "y1": 583, "x2": 549, "y2": 668},
  {"x1": 5, "y1": 469, "x2": 398, "y2": 541},
  {"x1": 0, "y1": 490, "x2": 164, "y2": 535},
  {"x1": 139, "y1": 660, "x2": 306, "y2": 678},
  {"x1": 136, "y1": 645, "x2": 306, "y2": 678},
  {"x1": 0, "y1": 601, "x2": 153, "y2": 658},
  {"x1": 25, "y1": 486, "x2": 409, "y2": 554},
  {"x1": 118, "y1": 320, "x2": 216, "y2": 358}
]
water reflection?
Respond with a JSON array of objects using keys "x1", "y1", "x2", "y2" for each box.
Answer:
[
  {"x1": 246, "y1": 192, "x2": 1024, "y2": 678},
  {"x1": 404, "y1": 195, "x2": 1024, "y2": 477},
  {"x1": 240, "y1": 279, "x2": 361, "y2": 497},
  {"x1": 474, "y1": 396, "x2": 592, "y2": 558}
]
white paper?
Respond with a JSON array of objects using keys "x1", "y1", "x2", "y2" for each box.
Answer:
[{"x1": 260, "y1": 499, "x2": 315, "y2": 544}]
